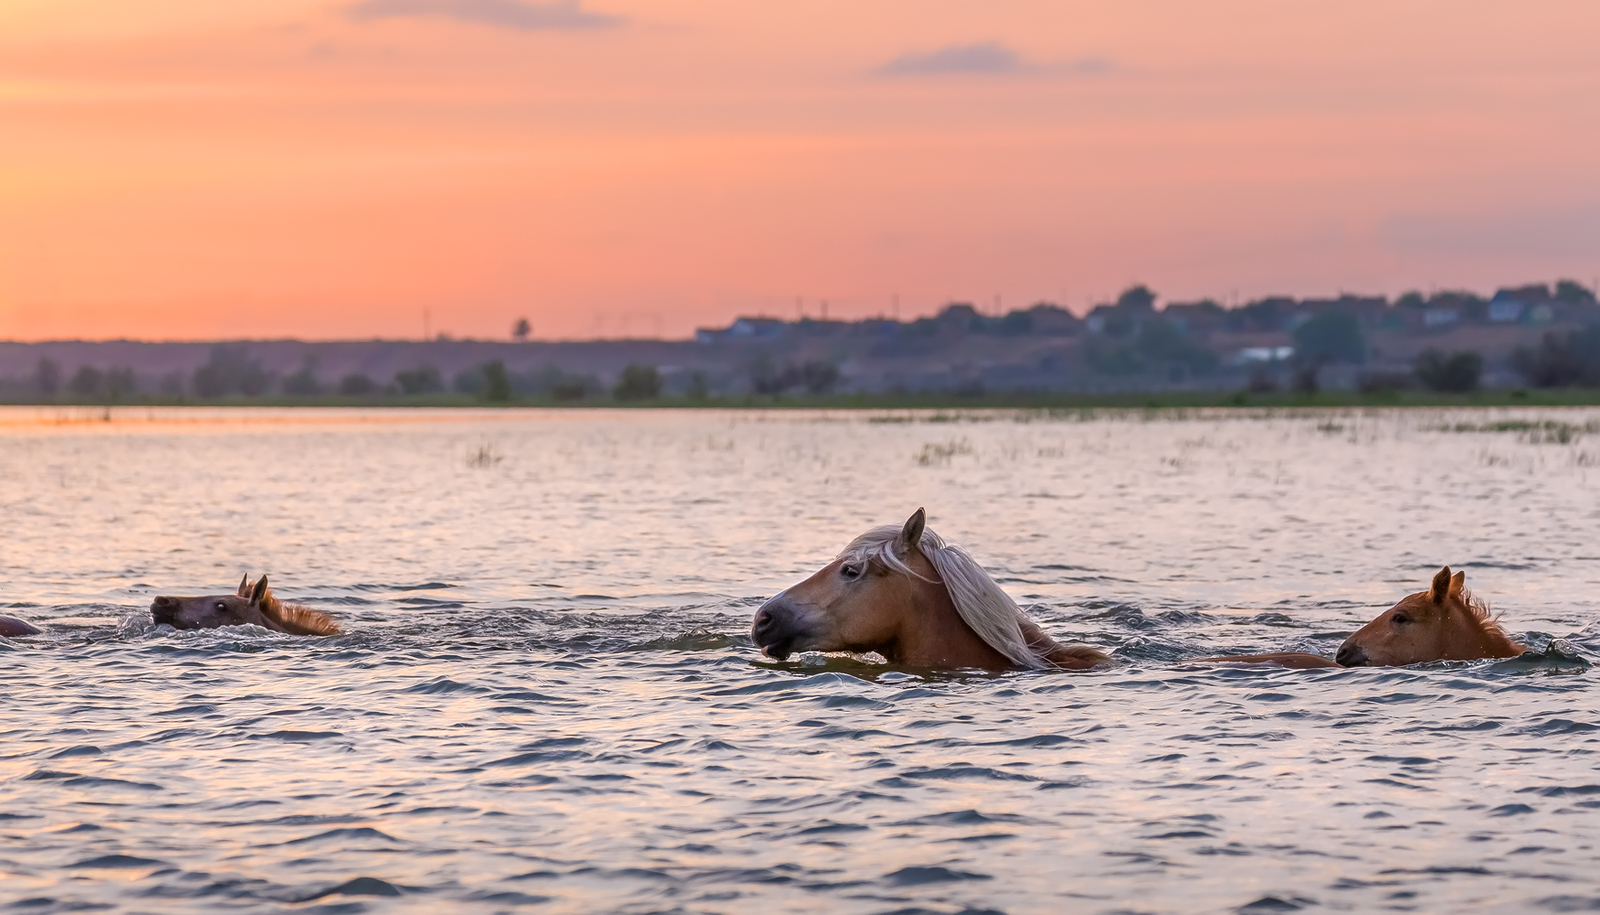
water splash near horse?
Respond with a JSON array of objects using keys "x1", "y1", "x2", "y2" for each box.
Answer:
[{"x1": 752, "y1": 509, "x2": 1107, "y2": 671}]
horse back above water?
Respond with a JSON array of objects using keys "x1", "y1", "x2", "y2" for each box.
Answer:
[
  {"x1": 0, "y1": 615, "x2": 40, "y2": 638},
  {"x1": 150, "y1": 574, "x2": 343, "y2": 636},
  {"x1": 752, "y1": 508, "x2": 1107, "y2": 671}
]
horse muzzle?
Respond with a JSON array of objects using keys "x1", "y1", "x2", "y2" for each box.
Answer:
[
  {"x1": 1334, "y1": 639, "x2": 1369, "y2": 667},
  {"x1": 151, "y1": 596, "x2": 179, "y2": 627},
  {"x1": 751, "y1": 598, "x2": 806, "y2": 661}
]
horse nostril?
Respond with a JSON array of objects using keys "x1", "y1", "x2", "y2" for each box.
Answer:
[
  {"x1": 1335, "y1": 644, "x2": 1365, "y2": 667},
  {"x1": 752, "y1": 609, "x2": 774, "y2": 636}
]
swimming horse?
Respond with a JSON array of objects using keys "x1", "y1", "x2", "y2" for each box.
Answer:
[
  {"x1": 1200, "y1": 566, "x2": 1525, "y2": 667},
  {"x1": 1333, "y1": 565, "x2": 1524, "y2": 666},
  {"x1": 751, "y1": 509, "x2": 1108, "y2": 670},
  {"x1": 151, "y1": 574, "x2": 343, "y2": 636}
]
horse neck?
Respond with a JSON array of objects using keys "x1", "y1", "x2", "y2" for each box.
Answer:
[
  {"x1": 253, "y1": 593, "x2": 294, "y2": 634},
  {"x1": 888, "y1": 575, "x2": 1013, "y2": 670},
  {"x1": 1445, "y1": 603, "x2": 1522, "y2": 659}
]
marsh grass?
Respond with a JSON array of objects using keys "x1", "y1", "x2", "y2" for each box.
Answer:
[
  {"x1": 1434, "y1": 419, "x2": 1599, "y2": 444},
  {"x1": 915, "y1": 437, "x2": 974, "y2": 466},
  {"x1": 466, "y1": 442, "x2": 505, "y2": 468}
]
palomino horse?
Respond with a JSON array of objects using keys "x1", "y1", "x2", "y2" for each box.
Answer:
[
  {"x1": 751, "y1": 509, "x2": 1107, "y2": 671},
  {"x1": 0, "y1": 615, "x2": 40, "y2": 637},
  {"x1": 1334, "y1": 566, "x2": 1523, "y2": 666},
  {"x1": 151, "y1": 574, "x2": 343, "y2": 636}
]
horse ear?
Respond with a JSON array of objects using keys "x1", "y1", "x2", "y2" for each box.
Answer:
[
  {"x1": 250, "y1": 575, "x2": 270, "y2": 606},
  {"x1": 238, "y1": 574, "x2": 251, "y2": 597},
  {"x1": 1429, "y1": 566, "x2": 1452, "y2": 604},
  {"x1": 1449, "y1": 570, "x2": 1466, "y2": 598},
  {"x1": 895, "y1": 508, "x2": 926, "y2": 555}
]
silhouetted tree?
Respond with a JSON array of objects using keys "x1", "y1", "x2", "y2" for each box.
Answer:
[
  {"x1": 394, "y1": 365, "x2": 444, "y2": 395},
  {"x1": 1555, "y1": 279, "x2": 1597, "y2": 305},
  {"x1": 68, "y1": 366, "x2": 105, "y2": 400},
  {"x1": 1415, "y1": 349, "x2": 1482, "y2": 393},
  {"x1": 105, "y1": 368, "x2": 138, "y2": 401},
  {"x1": 480, "y1": 360, "x2": 512, "y2": 402},
  {"x1": 34, "y1": 358, "x2": 61, "y2": 397},
  {"x1": 192, "y1": 345, "x2": 268, "y2": 398},
  {"x1": 613, "y1": 364, "x2": 662, "y2": 401},
  {"x1": 1293, "y1": 312, "x2": 1366, "y2": 364},
  {"x1": 1512, "y1": 326, "x2": 1600, "y2": 387},
  {"x1": 1116, "y1": 286, "x2": 1157, "y2": 311},
  {"x1": 512, "y1": 317, "x2": 532, "y2": 341}
]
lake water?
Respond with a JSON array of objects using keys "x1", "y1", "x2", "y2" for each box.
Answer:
[{"x1": 3, "y1": 406, "x2": 1600, "y2": 914}]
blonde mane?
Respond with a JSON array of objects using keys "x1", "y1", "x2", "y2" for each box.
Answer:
[
  {"x1": 1458, "y1": 587, "x2": 1515, "y2": 646},
  {"x1": 838, "y1": 525, "x2": 1052, "y2": 669},
  {"x1": 243, "y1": 577, "x2": 343, "y2": 637}
]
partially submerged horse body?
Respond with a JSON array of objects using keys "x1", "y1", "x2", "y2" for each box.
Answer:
[
  {"x1": 751, "y1": 509, "x2": 1107, "y2": 671},
  {"x1": 0, "y1": 615, "x2": 40, "y2": 637},
  {"x1": 1335, "y1": 566, "x2": 1523, "y2": 666},
  {"x1": 151, "y1": 575, "x2": 342, "y2": 636},
  {"x1": 1194, "y1": 651, "x2": 1341, "y2": 669}
]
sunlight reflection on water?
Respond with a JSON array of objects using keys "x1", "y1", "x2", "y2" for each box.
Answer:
[{"x1": 2, "y1": 406, "x2": 1599, "y2": 913}]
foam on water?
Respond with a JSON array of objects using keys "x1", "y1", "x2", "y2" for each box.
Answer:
[{"x1": 2, "y1": 406, "x2": 1600, "y2": 913}]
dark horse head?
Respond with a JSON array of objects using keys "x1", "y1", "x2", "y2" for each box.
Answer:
[{"x1": 151, "y1": 574, "x2": 342, "y2": 636}]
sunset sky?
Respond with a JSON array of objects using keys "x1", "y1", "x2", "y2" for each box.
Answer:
[{"x1": 2, "y1": 0, "x2": 1598, "y2": 341}]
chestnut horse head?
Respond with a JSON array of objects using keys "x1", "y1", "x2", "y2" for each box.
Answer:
[
  {"x1": 751, "y1": 509, "x2": 1106, "y2": 671},
  {"x1": 1335, "y1": 566, "x2": 1523, "y2": 666},
  {"x1": 151, "y1": 574, "x2": 342, "y2": 636}
]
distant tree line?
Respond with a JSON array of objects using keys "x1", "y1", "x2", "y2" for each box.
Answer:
[{"x1": 0, "y1": 347, "x2": 708, "y2": 404}]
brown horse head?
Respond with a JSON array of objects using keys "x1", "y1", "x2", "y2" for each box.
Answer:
[
  {"x1": 1335, "y1": 566, "x2": 1522, "y2": 666},
  {"x1": 751, "y1": 509, "x2": 1106, "y2": 671},
  {"x1": 151, "y1": 574, "x2": 343, "y2": 636}
]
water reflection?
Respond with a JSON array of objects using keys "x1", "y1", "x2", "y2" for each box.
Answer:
[{"x1": 1, "y1": 406, "x2": 1598, "y2": 913}]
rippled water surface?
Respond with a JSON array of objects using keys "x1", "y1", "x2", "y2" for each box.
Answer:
[{"x1": 4, "y1": 406, "x2": 1600, "y2": 914}]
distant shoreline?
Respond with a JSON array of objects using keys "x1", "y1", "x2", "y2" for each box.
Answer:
[{"x1": 5, "y1": 389, "x2": 1600, "y2": 411}]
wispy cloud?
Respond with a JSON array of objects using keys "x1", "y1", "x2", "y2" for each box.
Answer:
[
  {"x1": 877, "y1": 42, "x2": 1111, "y2": 78},
  {"x1": 880, "y1": 42, "x2": 1023, "y2": 77},
  {"x1": 348, "y1": 0, "x2": 622, "y2": 31}
]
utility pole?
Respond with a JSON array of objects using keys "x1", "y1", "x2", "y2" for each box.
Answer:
[{"x1": 423, "y1": 308, "x2": 430, "y2": 341}]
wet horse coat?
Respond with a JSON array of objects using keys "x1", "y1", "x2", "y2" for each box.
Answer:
[
  {"x1": 0, "y1": 615, "x2": 39, "y2": 637},
  {"x1": 1335, "y1": 566, "x2": 1523, "y2": 666},
  {"x1": 752, "y1": 509, "x2": 1106, "y2": 671},
  {"x1": 1198, "y1": 566, "x2": 1523, "y2": 668}
]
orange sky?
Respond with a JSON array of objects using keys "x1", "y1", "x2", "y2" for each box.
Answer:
[{"x1": 2, "y1": 0, "x2": 1598, "y2": 341}]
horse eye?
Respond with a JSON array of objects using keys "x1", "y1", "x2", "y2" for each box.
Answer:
[
  {"x1": 1392, "y1": 613, "x2": 1408, "y2": 625},
  {"x1": 841, "y1": 564, "x2": 862, "y2": 580},
  {"x1": 215, "y1": 601, "x2": 228, "y2": 612}
]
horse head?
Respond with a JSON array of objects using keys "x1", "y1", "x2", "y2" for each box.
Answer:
[
  {"x1": 151, "y1": 574, "x2": 280, "y2": 631},
  {"x1": 1335, "y1": 566, "x2": 1521, "y2": 666},
  {"x1": 752, "y1": 509, "x2": 942, "y2": 662},
  {"x1": 752, "y1": 509, "x2": 1105, "y2": 671}
]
